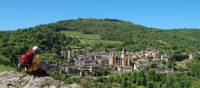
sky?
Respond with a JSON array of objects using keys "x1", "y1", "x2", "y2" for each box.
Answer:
[{"x1": 0, "y1": 0, "x2": 200, "y2": 30}]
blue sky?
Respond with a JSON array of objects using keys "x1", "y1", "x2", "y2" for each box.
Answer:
[{"x1": 0, "y1": 0, "x2": 200, "y2": 30}]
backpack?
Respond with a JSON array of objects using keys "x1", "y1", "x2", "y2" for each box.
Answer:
[{"x1": 19, "y1": 50, "x2": 34, "y2": 65}]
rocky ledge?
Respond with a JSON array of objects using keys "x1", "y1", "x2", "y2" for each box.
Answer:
[{"x1": 0, "y1": 71, "x2": 80, "y2": 88}]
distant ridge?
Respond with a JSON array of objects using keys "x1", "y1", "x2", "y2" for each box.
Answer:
[{"x1": 1, "y1": 18, "x2": 200, "y2": 54}]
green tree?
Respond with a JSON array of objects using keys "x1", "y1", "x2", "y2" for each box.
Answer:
[
  {"x1": 187, "y1": 60, "x2": 200, "y2": 78},
  {"x1": 192, "y1": 80, "x2": 200, "y2": 88}
]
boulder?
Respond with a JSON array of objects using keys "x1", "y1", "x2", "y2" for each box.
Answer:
[{"x1": 0, "y1": 71, "x2": 78, "y2": 88}]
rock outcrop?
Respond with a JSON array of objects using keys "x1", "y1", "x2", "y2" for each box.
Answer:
[{"x1": 0, "y1": 71, "x2": 80, "y2": 88}]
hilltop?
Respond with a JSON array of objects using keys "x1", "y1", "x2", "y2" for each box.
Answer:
[
  {"x1": 1, "y1": 19, "x2": 200, "y2": 56},
  {"x1": 33, "y1": 18, "x2": 200, "y2": 53}
]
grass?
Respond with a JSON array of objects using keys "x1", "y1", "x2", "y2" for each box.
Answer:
[
  {"x1": 176, "y1": 59, "x2": 190, "y2": 70},
  {"x1": 0, "y1": 65, "x2": 16, "y2": 73},
  {"x1": 61, "y1": 31, "x2": 123, "y2": 45},
  {"x1": 80, "y1": 39, "x2": 122, "y2": 45},
  {"x1": 61, "y1": 31, "x2": 100, "y2": 40}
]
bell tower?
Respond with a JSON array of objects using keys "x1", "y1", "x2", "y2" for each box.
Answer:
[
  {"x1": 109, "y1": 49, "x2": 114, "y2": 65},
  {"x1": 121, "y1": 48, "x2": 125, "y2": 66}
]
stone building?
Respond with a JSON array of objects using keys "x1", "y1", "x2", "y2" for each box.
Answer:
[{"x1": 108, "y1": 48, "x2": 132, "y2": 67}]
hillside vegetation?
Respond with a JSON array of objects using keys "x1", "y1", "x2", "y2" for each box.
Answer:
[
  {"x1": 0, "y1": 27, "x2": 79, "y2": 67},
  {"x1": 43, "y1": 18, "x2": 200, "y2": 53},
  {"x1": 1, "y1": 18, "x2": 200, "y2": 66},
  {"x1": 61, "y1": 31, "x2": 123, "y2": 51}
]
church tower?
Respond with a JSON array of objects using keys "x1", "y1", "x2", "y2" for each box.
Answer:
[
  {"x1": 127, "y1": 54, "x2": 130, "y2": 66},
  {"x1": 109, "y1": 50, "x2": 114, "y2": 65},
  {"x1": 121, "y1": 48, "x2": 125, "y2": 66}
]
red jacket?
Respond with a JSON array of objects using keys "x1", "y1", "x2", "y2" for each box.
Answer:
[{"x1": 19, "y1": 50, "x2": 34, "y2": 65}]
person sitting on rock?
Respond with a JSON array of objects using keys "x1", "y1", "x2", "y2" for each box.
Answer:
[
  {"x1": 18, "y1": 46, "x2": 47, "y2": 75},
  {"x1": 19, "y1": 46, "x2": 38, "y2": 69}
]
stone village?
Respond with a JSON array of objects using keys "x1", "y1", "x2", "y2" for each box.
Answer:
[{"x1": 59, "y1": 48, "x2": 193, "y2": 76}]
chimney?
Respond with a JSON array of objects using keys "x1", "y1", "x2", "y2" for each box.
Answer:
[
  {"x1": 189, "y1": 54, "x2": 193, "y2": 60},
  {"x1": 68, "y1": 50, "x2": 71, "y2": 59}
]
